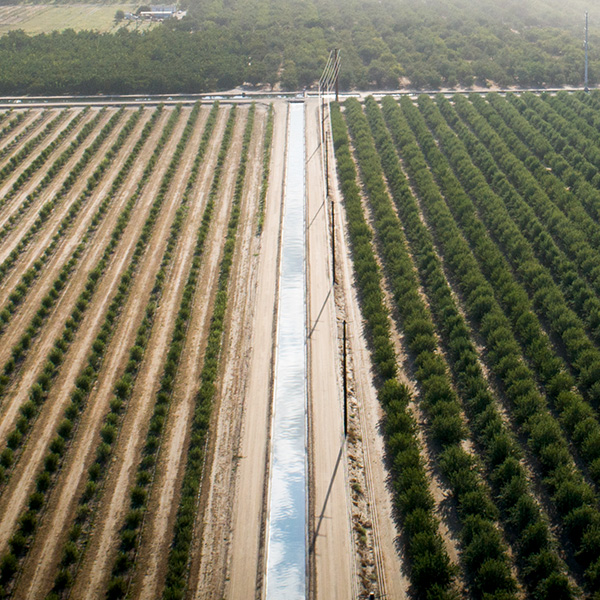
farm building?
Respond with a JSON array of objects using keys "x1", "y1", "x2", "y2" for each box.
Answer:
[{"x1": 139, "y1": 5, "x2": 177, "y2": 19}]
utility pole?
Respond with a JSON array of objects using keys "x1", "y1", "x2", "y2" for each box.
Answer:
[
  {"x1": 343, "y1": 320, "x2": 347, "y2": 437},
  {"x1": 334, "y1": 48, "x2": 340, "y2": 103},
  {"x1": 331, "y1": 198, "x2": 335, "y2": 284},
  {"x1": 585, "y1": 11, "x2": 590, "y2": 93},
  {"x1": 325, "y1": 118, "x2": 329, "y2": 198}
]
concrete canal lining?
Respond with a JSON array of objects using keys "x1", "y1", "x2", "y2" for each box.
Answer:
[{"x1": 264, "y1": 101, "x2": 307, "y2": 600}]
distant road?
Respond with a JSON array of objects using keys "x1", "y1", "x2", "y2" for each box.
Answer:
[{"x1": 0, "y1": 85, "x2": 594, "y2": 108}]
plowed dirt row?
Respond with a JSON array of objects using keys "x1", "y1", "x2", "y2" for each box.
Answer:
[
  {"x1": 0, "y1": 107, "x2": 90, "y2": 230},
  {"x1": 0, "y1": 110, "x2": 44, "y2": 161},
  {"x1": 0, "y1": 108, "x2": 120, "y2": 273},
  {"x1": 0, "y1": 106, "x2": 189, "y2": 557},
  {"x1": 131, "y1": 105, "x2": 252, "y2": 600},
  {"x1": 0, "y1": 109, "x2": 141, "y2": 442},
  {"x1": 187, "y1": 106, "x2": 266, "y2": 600},
  {"x1": 0, "y1": 110, "x2": 62, "y2": 180},
  {"x1": 67, "y1": 105, "x2": 235, "y2": 600},
  {"x1": 18, "y1": 106, "x2": 219, "y2": 600},
  {"x1": 0, "y1": 109, "x2": 144, "y2": 445},
  {"x1": 0, "y1": 109, "x2": 153, "y2": 347},
  {"x1": 225, "y1": 101, "x2": 286, "y2": 600}
]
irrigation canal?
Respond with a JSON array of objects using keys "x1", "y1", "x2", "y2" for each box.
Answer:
[{"x1": 265, "y1": 101, "x2": 308, "y2": 600}]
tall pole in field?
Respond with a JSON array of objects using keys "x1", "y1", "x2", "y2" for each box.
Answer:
[
  {"x1": 343, "y1": 320, "x2": 347, "y2": 437},
  {"x1": 585, "y1": 11, "x2": 590, "y2": 92},
  {"x1": 331, "y1": 198, "x2": 335, "y2": 284},
  {"x1": 334, "y1": 49, "x2": 340, "y2": 102}
]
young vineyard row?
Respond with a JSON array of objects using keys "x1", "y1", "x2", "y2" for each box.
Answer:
[
  {"x1": 0, "y1": 101, "x2": 271, "y2": 600},
  {"x1": 332, "y1": 91, "x2": 600, "y2": 600}
]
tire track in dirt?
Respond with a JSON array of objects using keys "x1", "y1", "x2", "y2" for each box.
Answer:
[
  {"x1": 0, "y1": 107, "x2": 189, "y2": 557},
  {"x1": 225, "y1": 100, "x2": 286, "y2": 600},
  {"x1": 0, "y1": 107, "x2": 90, "y2": 230},
  {"x1": 0, "y1": 109, "x2": 154, "y2": 384},
  {"x1": 187, "y1": 106, "x2": 266, "y2": 600},
  {"x1": 129, "y1": 106, "x2": 249, "y2": 600},
  {"x1": 66, "y1": 106, "x2": 236, "y2": 600},
  {"x1": 17, "y1": 106, "x2": 217, "y2": 600}
]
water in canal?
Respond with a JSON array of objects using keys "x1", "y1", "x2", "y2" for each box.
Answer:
[{"x1": 265, "y1": 101, "x2": 307, "y2": 600}]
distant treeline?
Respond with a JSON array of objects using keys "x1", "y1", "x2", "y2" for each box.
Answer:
[{"x1": 0, "y1": 0, "x2": 596, "y2": 94}]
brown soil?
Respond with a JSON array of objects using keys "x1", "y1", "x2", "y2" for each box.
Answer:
[
  {"x1": 225, "y1": 100, "x2": 287, "y2": 600},
  {"x1": 186, "y1": 105, "x2": 266, "y2": 600},
  {"x1": 129, "y1": 106, "x2": 234, "y2": 600},
  {"x1": 0, "y1": 106, "x2": 188, "y2": 559}
]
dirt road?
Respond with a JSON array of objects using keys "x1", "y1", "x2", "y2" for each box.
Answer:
[
  {"x1": 304, "y1": 98, "x2": 354, "y2": 600},
  {"x1": 225, "y1": 100, "x2": 286, "y2": 600}
]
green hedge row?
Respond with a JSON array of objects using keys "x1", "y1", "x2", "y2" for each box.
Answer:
[
  {"x1": 365, "y1": 96, "x2": 573, "y2": 599},
  {"x1": 0, "y1": 107, "x2": 91, "y2": 224},
  {"x1": 331, "y1": 103, "x2": 456, "y2": 600},
  {"x1": 0, "y1": 110, "x2": 67, "y2": 187},
  {"x1": 446, "y1": 93, "x2": 600, "y2": 355},
  {"x1": 0, "y1": 105, "x2": 190, "y2": 597},
  {"x1": 161, "y1": 105, "x2": 252, "y2": 600},
  {"x1": 519, "y1": 93, "x2": 600, "y2": 178},
  {"x1": 346, "y1": 97, "x2": 520, "y2": 599},
  {"x1": 491, "y1": 92, "x2": 600, "y2": 254},
  {"x1": 99, "y1": 102, "x2": 222, "y2": 600},
  {"x1": 0, "y1": 105, "x2": 174, "y2": 496},
  {"x1": 384, "y1": 95, "x2": 600, "y2": 593},
  {"x1": 476, "y1": 93, "x2": 600, "y2": 325},
  {"x1": 433, "y1": 95, "x2": 600, "y2": 486},
  {"x1": 548, "y1": 92, "x2": 600, "y2": 152},
  {"x1": 43, "y1": 102, "x2": 214, "y2": 600},
  {"x1": 0, "y1": 108, "x2": 130, "y2": 401},
  {"x1": 420, "y1": 95, "x2": 600, "y2": 493},
  {"x1": 257, "y1": 103, "x2": 274, "y2": 234}
]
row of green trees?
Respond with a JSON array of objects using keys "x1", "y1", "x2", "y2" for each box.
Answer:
[
  {"x1": 40, "y1": 102, "x2": 209, "y2": 600},
  {"x1": 99, "y1": 101, "x2": 222, "y2": 600},
  {"x1": 0, "y1": 112, "x2": 91, "y2": 240},
  {"x1": 330, "y1": 101, "x2": 457, "y2": 599},
  {"x1": 385, "y1": 95, "x2": 600, "y2": 592},
  {"x1": 426, "y1": 95, "x2": 600, "y2": 496},
  {"x1": 0, "y1": 110, "x2": 67, "y2": 188},
  {"x1": 0, "y1": 108, "x2": 91, "y2": 224},
  {"x1": 257, "y1": 105, "x2": 273, "y2": 234},
  {"x1": 0, "y1": 112, "x2": 25, "y2": 150},
  {"x1": 0, "y1": 0, "x2": 595, "y2": 93},
  {"x1": 0, "y1": 105, "x2": 188, "y2": 597},
  {"x1": 470, "y1": 93, "x2": 600, "y2": 311},
  {"x1": 450, "y1": 93, "x2": 600, "y2": 353},
  {"x1": 504, "y1": 92, "x2": 600, "y2": 260},
  {"x1": 364, "y1": 95, "x2": 573, "y2": 598},
  {"x1": 346, "y1": 96, "x2": 527, "y2": 598},
  {"x1": 161, "y1": 105, "x2": 255, "y2": 600},
  {"x1": 447, "y1": 95, "x2": 600, "y2": 412},
  {"x1": 0, "y1": 112, "x2": 42, "y2": 163},
  {"x1": 0, "y1": 108, "x2": 128, "y2": 405}
]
